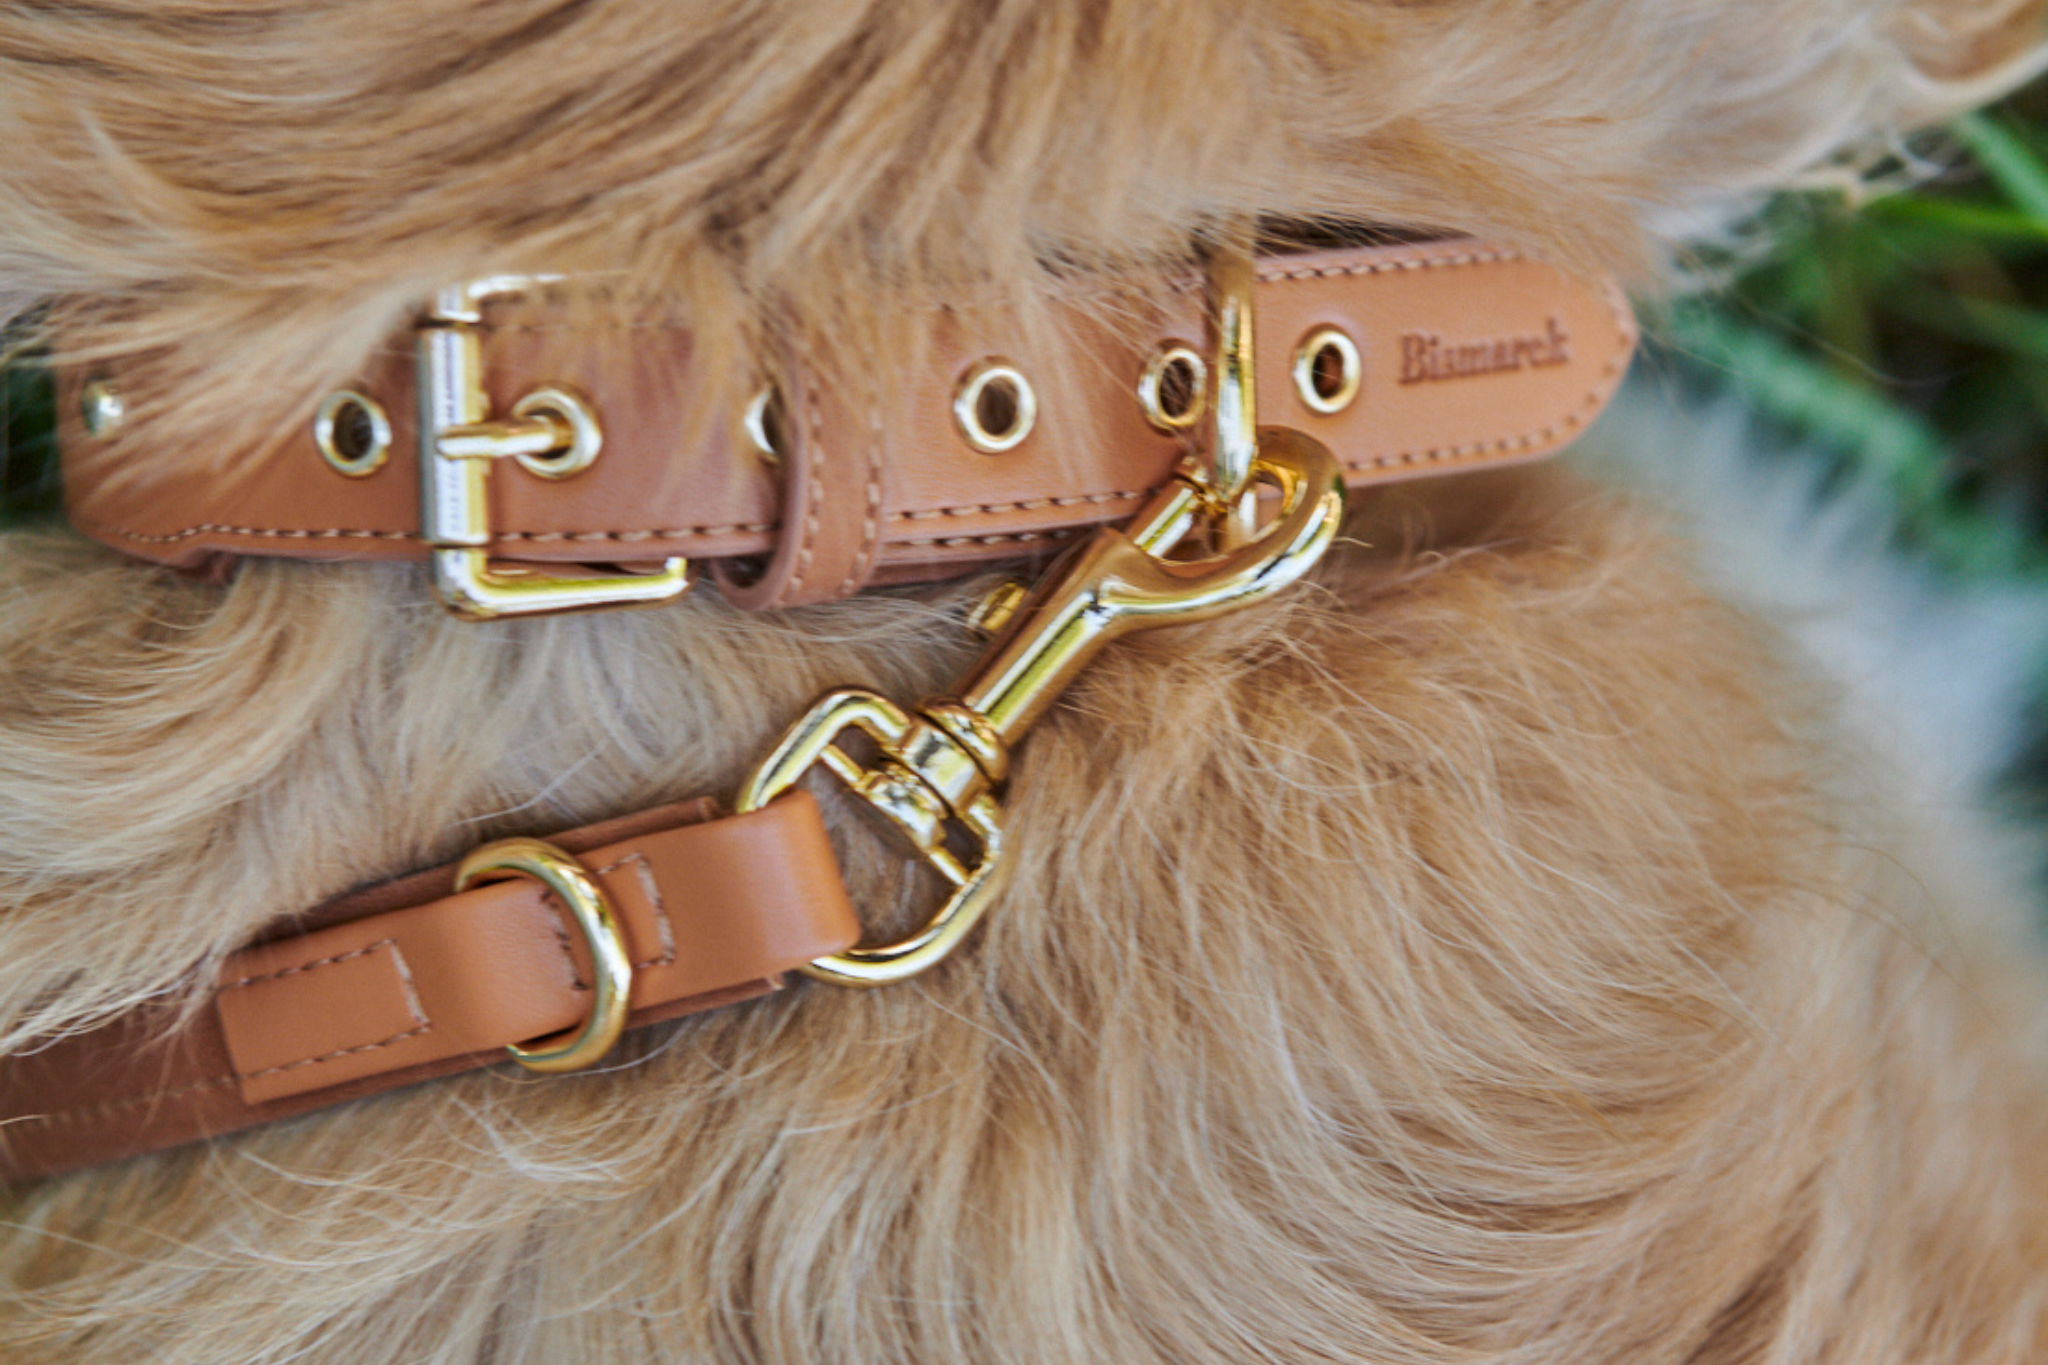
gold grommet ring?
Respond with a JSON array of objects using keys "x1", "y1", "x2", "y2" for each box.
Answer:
[
  {"x1": 509, "y1": 386, "x2": 603, "y2": 480},
  {"x1": 952, "y1": 359, "x2": 1036, "y2": 454},
  {"x1": 1136, "y1": 344, "x2": 1208, "y2": 432},
  {"x1": 314, "y1": 390, "x2": 393, "y2": 477},
  {"x1": 1291, "y1": 326, "x2": 1362, "y2": 415},
  {"x1": 743, "y1": 384, "x2": 784, "y2": 467},
  {"x1": 456, "y1": 837, "x2": 633, "y2": 1073},
  {"x1": 81, "y1": 379, "x2": 127, "y2": 439}
]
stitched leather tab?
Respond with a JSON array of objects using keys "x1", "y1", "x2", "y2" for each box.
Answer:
[
  {"x1": 714, "y1": 362, "x2": 892, "y2": 608},
  {"x1": 218, "y1": 939, "x2": 431, "y2": 1099}
]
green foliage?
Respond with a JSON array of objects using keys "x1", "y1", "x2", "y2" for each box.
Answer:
[
  {"x1": 0, "y1": 349, "x2": 57, "y2": 529},
  {"x1": 1659, "y1": 99, "x2": 2048, "y2": 583}
]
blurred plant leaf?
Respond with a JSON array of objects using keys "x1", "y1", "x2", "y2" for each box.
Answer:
[
  {"x1": 1, "y1": 352, "x2": 58, "y2": 529},
  {"x1": 1664, "y1": 300, "x2": 1948, "y2": 505},
  {"x1": 1660, "y1": 101, "x2": 2048, "y2": 586},
  {"x1": 1953, "y1": 112, "x2": 2048, "y2": 220},
  {"x1": 1867, "y1": 195, "x2": 2048, "y2": 249}
]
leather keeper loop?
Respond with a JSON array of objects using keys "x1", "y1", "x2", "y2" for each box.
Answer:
[{"x1": 713, "y1": 361, "x2": 892, "y2": 609}]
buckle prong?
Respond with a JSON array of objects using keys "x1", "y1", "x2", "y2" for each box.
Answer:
[{"x1": 417, "y1": 277, "x2": 689, "y2": 620}]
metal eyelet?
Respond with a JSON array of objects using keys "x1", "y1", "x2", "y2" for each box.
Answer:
[
  {"x1": 1291, "y1": 326, "x2": 1361, "y2": 415},
  {"x1": 952, "y1": 360, "x2": 1036, "y2": 454},
  {"x1": 314, "y1": 390, "x2": 393, "y2": 477},
  {"x1": 1137, "y1": 344, "x2": 1207, "y2": 433},
  {"x1": 81, "y1": 379, "x2": 127, "y2": 439},
  {"x1": 509, "y1": 386, "x2": 602, "y2": 480},
  {"x1": 743, "y1": 384, "x2": 784, "y2": 467}
]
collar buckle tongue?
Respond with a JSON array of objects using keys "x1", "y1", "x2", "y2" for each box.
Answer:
[
  {"x1": 736, "y1": 248, "x2": 1347, "y2": 986},
  {"x1": 417, "y1": 276, "x2": 691, "y2": 620}
]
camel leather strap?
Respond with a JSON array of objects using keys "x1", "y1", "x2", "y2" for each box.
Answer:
[
  {"x1": 12, "y1": 241, "x2": 1640, "y2": 1181},
  {"x1": 0, "y1": 792, "x2": 859, "y2": 1181},
  {"x1": 61, "y1": 239, "x2": 1639, "y2": 606}
]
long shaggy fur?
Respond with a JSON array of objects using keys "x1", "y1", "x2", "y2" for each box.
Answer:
[
  {"x1": 4, "y1": 0, "x2": 2047, "y2": 475},
  {"x1": 4, "y1": 2, "x2": 2048, "y2": 1362}
]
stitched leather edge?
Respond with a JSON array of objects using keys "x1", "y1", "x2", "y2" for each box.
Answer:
[
  {"x1": 220, "y1": 938, "x2": 434, "y2": 1082},
  {"x1": 66, "y1": 245, "x2": 1634, "y2": 555}
]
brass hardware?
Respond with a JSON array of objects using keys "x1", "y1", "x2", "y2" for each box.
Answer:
[
  {"x1": 1292, "y1": 325, "x2": 1362, "y2": 415},
  {"x1": 743, "y1": 384, "x2": 784, "y2": 467},
  {"x1": 740, "y1": 237, "x2": 1343, "y2": 987},
  {"x1": 739, "y1": 690, "x2": 1008, "y2": 985},
  {"x1": 314, "y1": 390, "x2": 393, "y2": 477},
  {"x1": 418, "y1": 276, "x2": 688, "y2": 620},
  {"x1": 965, "y1": 579, "x2": 1029, "y2": 638},
  {"x1": 81, "y1": 379, "x2": 126, "y2": 439},
  {"x1": 1137, "y1": 344, "x2": 1208, "y2": 432},
  {"x1": 1198, "y1": 243, "x2": 1260, "y2": 547},
  {"x1": 456, "y1": 837, "x2": 633, "y2": 1073},
  {"x1": 507, "y1": 386, "x2": 602, "y2": 480},
  {"x1": 431, "y1": 274, "x2": 566, "y2": 323},
  {"x1": 738, "y1": 427, "x2": 1344, "y2": 987},
  {"x1": 952, "y1": 359, "x2": 1037, "y2": 454}
]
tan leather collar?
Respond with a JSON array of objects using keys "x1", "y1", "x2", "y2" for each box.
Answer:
[{"x1": 61, "y1": 238, "x2": 1637, "y2": 610}]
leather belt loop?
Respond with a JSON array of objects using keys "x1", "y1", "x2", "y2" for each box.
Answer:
[{"x1": 713, "y1": 357, "x2": 892, "y2": 610}]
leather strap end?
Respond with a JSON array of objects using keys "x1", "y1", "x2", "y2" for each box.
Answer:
[{"x1": 0, "y1": 792, "x2": 859, "y2": 1180}]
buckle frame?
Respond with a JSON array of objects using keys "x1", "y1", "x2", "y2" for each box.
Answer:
[{"x1": 418, "y1": 277, "x2": 690, "y2": 620}]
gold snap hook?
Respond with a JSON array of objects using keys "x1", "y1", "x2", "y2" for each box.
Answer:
[
  {"x1": 1199, "y1": 239, "x2": 1261, "y2": 546},
  {"x1": 738, "y1": 430, "x2": 1345, "y2": 987},
  {"x1": 737, "y1": 233, "x2": 1346, "y2": 988}
]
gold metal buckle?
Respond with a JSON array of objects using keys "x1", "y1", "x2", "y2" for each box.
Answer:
[
  {"x1": 737, "y1": 246, "x2": 1347, "y2": 987},
  {"x1": 418, "y1": 277, "x2": 690, "y2": 620},
  {"x1": 456, "y1": 836, "x2": 635, "y2": 1072}
]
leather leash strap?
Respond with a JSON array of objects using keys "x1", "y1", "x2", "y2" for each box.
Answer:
[
  {"x1": 61, "y1": 239, "x2": 1638, "y2": 606},
  {"x1": 0, "y1": 793, "x2": 858, "y2": 1181}
]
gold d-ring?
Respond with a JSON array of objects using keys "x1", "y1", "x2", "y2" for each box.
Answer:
[{"x1": 456, "y1": 837, "x2": 634, "y2": 1073}]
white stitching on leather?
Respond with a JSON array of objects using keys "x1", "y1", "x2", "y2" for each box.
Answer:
[
  {"x1": 837, "y1": 402, "x2": 886, "y2": 597},
  {"x1": 591, "y1": 851, "x2": 674, "y2": 970},
  {"x1": 779, "y1": 380, "x2": 829, "y2": 602}
]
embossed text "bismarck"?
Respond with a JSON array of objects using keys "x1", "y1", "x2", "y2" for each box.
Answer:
[{"x1": 1399, "y1": 317, "x2": 1570, "y2": 384}]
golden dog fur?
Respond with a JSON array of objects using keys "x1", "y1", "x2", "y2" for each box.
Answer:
[{"x1": 4, "y1": 2, "x2": 2048, "y2": 1360}]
